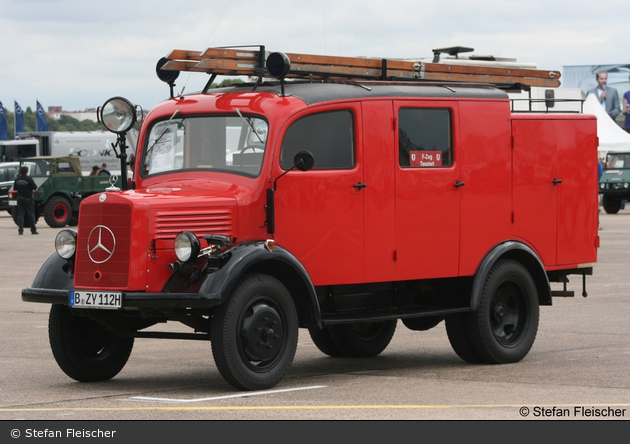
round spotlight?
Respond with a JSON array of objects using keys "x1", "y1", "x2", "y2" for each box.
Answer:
[{"x1": 99, "y1": 97, "x2": 137, "y2": 134}]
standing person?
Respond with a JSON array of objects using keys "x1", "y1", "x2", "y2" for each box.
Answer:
[
  {"x1": 622, "y1": 74, "x2": 630, "y2": 133},
  {"x1": 98, "y1": 163, "x2": 111, "y2": 176},
  {"x1": 13, "y1": 166, "x2": 38, "y2": 235},
  {"x1": 89, "y1": 165, "x2": 100, "y2": 176},
  {"x1": 588, "y1": 70, "x2": 621, "y2": 120}
]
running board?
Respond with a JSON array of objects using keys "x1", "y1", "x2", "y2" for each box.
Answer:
[
  {"x1": 321, "y1": 307, "x2": 471, "y2": 326},
  {"x1": 134, "y1": 331, "x2": 211, "y2": 341}
]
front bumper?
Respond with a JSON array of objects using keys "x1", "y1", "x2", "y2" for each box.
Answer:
[{"x1": 22, "y1": 287, "x2": 221, "y2": 309}]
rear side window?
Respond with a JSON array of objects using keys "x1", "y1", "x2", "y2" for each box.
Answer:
[
  {"x1": 399, "y1": 108, "x2": 452, "y2": 168},
  {"x1": 280, "y1": 110, "x2": 354, "y2": 170}
]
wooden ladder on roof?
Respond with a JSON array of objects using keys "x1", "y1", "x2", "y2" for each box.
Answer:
[{"x1": 159, "y1": 45, "x2": 561, "y2": 89}]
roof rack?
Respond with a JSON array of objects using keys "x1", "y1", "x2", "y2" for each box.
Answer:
[{"x1": 159, "y1": 45, "x2": 561, "y2": 90}]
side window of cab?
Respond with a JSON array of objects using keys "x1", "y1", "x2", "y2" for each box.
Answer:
[
  {"x1": 280, "y1": 110, "x2": 354, "y2": 170},
  {"x1": 398, "y1": 108, "x2": 452, "y2": 168}
]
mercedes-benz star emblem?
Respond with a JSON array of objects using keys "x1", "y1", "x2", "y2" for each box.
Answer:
[{"x1": 87, "y1": 225, "x2": 116, "y2": 264}]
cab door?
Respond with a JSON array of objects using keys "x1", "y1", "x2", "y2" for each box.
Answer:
[
  {"x1": 273, "y1": 104, "x2": 365, "y2": 286},
  {"x1": 393, "y1": 102, "x2": 461, "y2": 280}
]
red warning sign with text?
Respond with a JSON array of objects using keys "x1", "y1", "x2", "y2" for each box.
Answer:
[{"x1": 410, "y1": 151, "x2": 443, "y2": 167}]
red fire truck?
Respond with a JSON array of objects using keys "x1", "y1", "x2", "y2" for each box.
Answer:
[{"x1": 22, "y1": 46, "x2": 599, "y2": 391}]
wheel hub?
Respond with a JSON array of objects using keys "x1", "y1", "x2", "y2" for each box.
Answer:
[{"x1": 241, "y1": 303, "x2": 284, "y2": 362}]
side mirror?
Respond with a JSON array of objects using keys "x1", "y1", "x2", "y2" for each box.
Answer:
[
  {"x1": 294, "y1": 150, "x2": 314, "y2": 171},
  {"x1": 266, "y1": 150, "x2": 315, "y2": 235}
]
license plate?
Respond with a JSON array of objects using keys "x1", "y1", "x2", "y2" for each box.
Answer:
[
  {"x1": 70, "y1": 291, "x2": 122, "y2": 309},
  {"x1": 8, "y1": 201, "x2": 16, "y2": 206}
]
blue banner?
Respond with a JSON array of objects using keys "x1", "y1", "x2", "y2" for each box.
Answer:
[
  {"x1": 36, "y1": 100, "x2": 49, "y2": 132},
  {"x1": 0, "y1": 101, "x2": 8, "y2": 140},
  {"x1": 14, "y1": 101, "x2": 24, "y2": 136}
]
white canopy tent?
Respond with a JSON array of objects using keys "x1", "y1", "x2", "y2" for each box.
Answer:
[{"x1": 582, "y1": 93, "x2": 630, "y2": 158}]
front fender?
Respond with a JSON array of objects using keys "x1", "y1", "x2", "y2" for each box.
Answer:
[
  {"x1": 30, "y1": 251, "x2": 74, "y2": 290},
  {"x1": 22, "y1": 252, "x2": 74, "y2": 305},
  {"x1": 164, "y1": 242, "x2": 321, "y2": 326}
]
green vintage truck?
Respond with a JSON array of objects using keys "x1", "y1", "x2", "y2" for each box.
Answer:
[
  {"x1": 9, "y1": 156, "x2": 122, "y2": 228},
  {"x1": 599, "y1": 152, "x2": 630, "y2": 214}
]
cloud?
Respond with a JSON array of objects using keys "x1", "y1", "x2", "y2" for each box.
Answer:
[{"x1": 1, "y1": 0, "x2": 628, "y2": 111}]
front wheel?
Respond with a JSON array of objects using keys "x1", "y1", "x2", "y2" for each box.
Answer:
[
  {"x1": 211, "y1": 274, "x2": 298, "y2": 391},
  {"x1": 48, "y1": 305, "x2": 134, "y2": 382}
]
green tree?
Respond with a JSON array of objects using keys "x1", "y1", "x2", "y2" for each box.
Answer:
[{"x1": 2, "y1": 108, "x2": 101, "y2": 139}]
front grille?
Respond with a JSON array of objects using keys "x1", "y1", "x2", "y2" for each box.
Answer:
[
  {"x1": 154, "y1": 209, "x2": 233, "y2": 239},
  {"x1": 75, "y1": 203, "x2": 132, "y2": 288}
]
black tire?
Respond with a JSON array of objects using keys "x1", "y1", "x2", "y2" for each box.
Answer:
[
  {"x1": 328, "y1": 320, "x2": 397, "y2": 358},
  {"x1": 469, "y1": 259, "x2": 539, "y2": 364},
  {"x1": 44, "y1": 196, "x2": 73, "y2": 227},
  {"x1": 211, "y1": 273, "x2": 298, "y2": 391},
  {"x1": 602, "y1": 195, "x2": 622, "y2": 214},
  {"x1": 307, "y1": 324, "x2": 346, "y2": 357},
  {"x1": 48, "y1": 305, "x2": 134, "y2": 382},
  {"x1": 402, "y1": 316, "x2": 444, "y2": 331},
  {"x1": 11, "y1": 205, "x2": 40, "y2": 228},
  {"x1": 445, "y1": 313, "x2": 485, "y2": 363}
]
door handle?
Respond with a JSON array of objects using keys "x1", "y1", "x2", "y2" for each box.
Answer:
[
  {"x1": 454, "y1": 181, "x2": 465, "y2": 188},
  {"x1": 353, "y1": 182, "x2": 367, "y2": 189},
  {"x1": 553, "y1": 178, "x2": 562, "y2": 185}
]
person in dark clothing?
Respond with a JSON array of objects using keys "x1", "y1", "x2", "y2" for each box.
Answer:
[
  {"x1": 13, "y1": 166, "x2": 38, "y2": 235},
  {"x1": 98, "y1": 163, "x2": 111, "y2": 176}
]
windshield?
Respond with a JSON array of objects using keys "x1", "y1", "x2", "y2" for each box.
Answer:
[
  {"x1": 606, "y1": 153, "x2": 630, "y2": 169},
  {"x1": 21, "y1": 159, "x2": 51, "y2": 176},
  {"x1": 142, "y1": 114, "x2": 268, "y2": 178}
]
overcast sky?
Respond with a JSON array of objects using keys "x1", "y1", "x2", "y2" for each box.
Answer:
[{"x1": 1, "y1": 0, "x2": 628, "y2": 113}]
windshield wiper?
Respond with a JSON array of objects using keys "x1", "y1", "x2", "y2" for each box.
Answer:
[
  {"x1": 144, "y1": 110, "x2": 180, "y2": 167},
  {"x1": 236, "y1": 108, "x2": 265, "y2": 144}
]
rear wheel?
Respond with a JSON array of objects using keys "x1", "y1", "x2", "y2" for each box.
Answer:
[
  {"x1": 446, "y1": 260, "x2": 539, "y2": 364},
  {"x1": 445, "y1": 313, "x2": 484, "y2": 363},
  {"x1": 211, "y1": 274, "x2": 298, "y2": 390},
  {"x1": 328, "y1": 320, "x2": 397, "y2": 358},
  {"x1": 307, "y1": 324, "x2": 346, "y2": 357},
  {"x1": 44, "y1": 196, "x2": 73, "y2": 227},
  {"x1": 48, "y1": 305, "x2": 134, "y2": 382},
  {"x1": 11, "y1": 205, "x2": 40, "y2": 228}
]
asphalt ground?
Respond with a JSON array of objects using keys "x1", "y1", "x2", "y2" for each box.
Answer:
[{"x1": 0, "y1": 208, "x2": 628, "y2": 424}]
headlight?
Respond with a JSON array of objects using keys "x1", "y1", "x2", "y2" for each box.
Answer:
[
  {"x1": 55, "y1": 229, "x2": 77, "y2": 260},
  {"x1": 174, "y1": 231, "x2": 200, "y2": 263},
  {"x1": 625, "y1": 183, "x2": 629, "y2": 189},
  {"x1": 600, "y1": 183, "x2": 606, "y2": 189}
]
